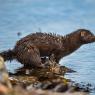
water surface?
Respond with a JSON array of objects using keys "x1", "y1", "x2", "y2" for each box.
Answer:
[{"x1": 0, "y1": 0, "x2": 95, "y2": 94}]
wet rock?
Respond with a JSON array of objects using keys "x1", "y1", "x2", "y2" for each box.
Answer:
[
  {"x1": 0, "y1": 56, "x2": 12, "y2": 88},
  {"x1": 42, "y1": 82, "x2": 58, "y2": 90},
  {"x1": 70, "y1": 83, "x2": 91, "y2": 92},
  {"x1": 53, "y1": 83, "x2": 68, "y2": 92},
  {"x1": 60, "y1": 66, "x2": 76, "y2": 73},
  {"x1": 0, "y1": 83, "x2": 10, "y2": 95},
  {"x1": 9, "y1": 76, "x2": 38, "y2": 87},
  {"x1": 0, "y1": 56, "x2": 91, "y2": 95}
]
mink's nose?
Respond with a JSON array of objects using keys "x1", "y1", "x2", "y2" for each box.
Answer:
[
  {"x1": 87, "y1": 36, "x2": 95, "y2": 43},
  {"x1": 91, "y1": 36, "x2": 95, "y2": 42}
]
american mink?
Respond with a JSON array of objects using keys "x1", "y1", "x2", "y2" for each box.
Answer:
[{"x1": 0, "y1": 29, "x2": 95, "y2": 68}]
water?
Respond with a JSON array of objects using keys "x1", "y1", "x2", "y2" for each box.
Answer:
[
  {"x1": 0, "y1": 0, "x2": 95, "y2": 94},
  {"x1": 60, "y1": 44, "x2": 95, "y2": 94}
]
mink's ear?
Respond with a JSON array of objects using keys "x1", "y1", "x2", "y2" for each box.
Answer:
[
  {"x1": 80, "y1": 31, "x2": 86, "y2": 43},
  {"x1": 80, "y1": 31, "x2": 85, "y2": 37}
]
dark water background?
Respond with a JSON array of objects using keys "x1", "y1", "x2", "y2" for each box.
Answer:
[{"x1": 0, "y1": 0, "x2": 95, "y2": 95}]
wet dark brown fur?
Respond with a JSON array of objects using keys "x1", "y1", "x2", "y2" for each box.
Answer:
[{"x1": 0, "y1": 29, "x2": 95, "y2": 68}]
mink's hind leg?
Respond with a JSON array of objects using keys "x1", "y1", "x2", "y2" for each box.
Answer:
[
  {"x1": 24, "y1": 46, "x2": 44, "y2": 68},
  {"x1": 16, "y1": 43, "x2": 43, "y2": 68}
]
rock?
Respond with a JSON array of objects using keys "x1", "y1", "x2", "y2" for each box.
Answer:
[
  {"x1": 0, "y1": 83, "x2": 10, "y2": 95},
  {"x1": 53, "y1": 83, "x2": 68, "y2": 92},
  {"x1": 0, "y1": 56, "x2": 90, "y2": 95},
  {"x1": 0, "y1": 56, "x2": 12, "y2": 88}
]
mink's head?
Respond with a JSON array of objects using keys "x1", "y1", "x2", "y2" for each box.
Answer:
[{"x1": 78, "y1": 29, "x2": 95, "y2": 44}]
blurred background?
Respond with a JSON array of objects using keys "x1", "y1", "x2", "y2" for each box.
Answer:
[{"x1": 0, "y1": 0, "x2": 95, "y2": 94}]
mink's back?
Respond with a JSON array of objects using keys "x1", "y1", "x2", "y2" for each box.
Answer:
[{"x1": 14, "y1": 32, "x2": 63, "y2": 57}]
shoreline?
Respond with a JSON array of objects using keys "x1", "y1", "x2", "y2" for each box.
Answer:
[{"x1": 0, "y1": 56, "x2": 90, "y2": 95}]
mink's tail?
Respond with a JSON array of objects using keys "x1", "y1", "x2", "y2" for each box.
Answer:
[{"x1": 0, "y1": 49, "x2": 16, "y2": 61}]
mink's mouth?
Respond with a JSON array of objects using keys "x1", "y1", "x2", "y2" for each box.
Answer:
[{"x1": 82, "y1": 35, "x2": 95, "y2": 44}]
